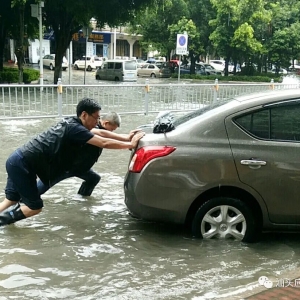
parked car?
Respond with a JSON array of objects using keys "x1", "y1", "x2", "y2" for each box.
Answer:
[
  {"x1": 270, "y1": 67, "x2": 288, "y2": 75},
  {"x1": 137, "y1": 63, "x2": 171, "y2": 78},
  {"x1": 169, "y1": 59, "x2": 181, "y2": 67},
  {"x1": 136, "y1": 59, "x2": 147, "y2": 68},
  {"x1": 289, "y1": 64, "x2": 300, "y2": 71},
  {"x1": 228, "y1": 63, "x2": 241, "y2": 73},
  {"x1": 38, "y1": 54, "x2": 68, "y2": 71},
  {"x1": 209, "y1": 59, "x2": 225, "y2": 72},
  {"x1": 200, "y1": 63, "x2": 223, "y2": 75},
  {"x1": 95, "y1": 59, "x2": 137, "y2": 82},
  {"x1": 174, "y1": 64, "x2": 207, "y2": 75},
  {"x1": 124, "y1": 89, "x2": 300, "y2": 242},
  {"x1": 146, "y1": 58, "x2": 156, "y2": 64},
  {"x1": 73, "y1": 55, "x2": 103, "y2": 71}
]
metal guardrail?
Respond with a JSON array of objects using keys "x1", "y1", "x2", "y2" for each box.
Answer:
[{"x1": 0, "y1": 79, "x2": 299, "y2": 119}]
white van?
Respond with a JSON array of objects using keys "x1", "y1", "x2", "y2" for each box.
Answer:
[{"x1": 95, "y1": 60, "x2": 137, "y2": 82}]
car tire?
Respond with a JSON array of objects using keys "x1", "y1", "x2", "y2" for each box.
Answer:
[
  {"x1": 95, "y1": 75, "x2": 100, "y2": 80},
  {"x1": 74, "y1": 64, "x2": 79, "y2": 70},
  {"x1": 87, "y1": 65, "x2": 92, "y2": 71},
  {"x1": 62, "y1": 68, "x2": 67, "y2": 71},
  {"x1": 192, "y1": 197, "x2": 259, "y2": 242},
  {"x1": 150, "y1": 73, "x2": 156, "y2": 78},
  {"x1": 49, "y1": 64, "x2": 54, "y2": 70}
]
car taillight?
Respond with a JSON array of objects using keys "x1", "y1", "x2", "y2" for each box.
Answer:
[{"x1": 129, "y1": 146, "x2": 176, "y2": 173}]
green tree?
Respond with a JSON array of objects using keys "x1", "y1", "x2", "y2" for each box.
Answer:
[
  {"x1": 128, "y1": 0, "x2": 189, "y2": 59},
  {"x1": 265, "y1": 0, "x2": 300, "y2": 69},
  {"x1": 9, "y1": 0, "x2": 38, "y2": 83},
  {"x1": 43, "y1": 0, "x2": 154, "y2": 83},
  {"x1": 209, "y1": 0, "x2": 269, "y2": 75},
  {"x1": 188, "y1": 0, "x2": 216, "y2": 61},
  {"x1": 0, "y1": 0, "x2": 12, "y2": 72},
  {"x1": 168, "y1": 17, "x2": 201, "y2": 73}
]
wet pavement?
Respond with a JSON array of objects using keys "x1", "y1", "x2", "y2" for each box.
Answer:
[{"x1": 1, "y1": 69, "x2": 300, "y2": 299}]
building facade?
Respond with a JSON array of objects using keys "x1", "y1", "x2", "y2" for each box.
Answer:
[{"x1": 7, "y1": 26, "x2": 146, "y2": 64}]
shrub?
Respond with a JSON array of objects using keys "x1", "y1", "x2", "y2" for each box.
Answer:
[
  {"x1": 23, "y1": 69, "x2": 39, "y2": 83},
  {"x1": 171, "y1": 73, "x2": 282, "y2": 83},
  {"x1": 0, "y1": 67, "x2": 39, "y2": 83}
]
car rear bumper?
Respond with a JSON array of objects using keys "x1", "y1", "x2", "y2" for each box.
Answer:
[{"x1": 124, "y1": 173, "x2": 184, "y2": 224}]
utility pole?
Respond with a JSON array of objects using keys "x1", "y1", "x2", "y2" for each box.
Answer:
[
  {"x1": 31, "y1": 1, "x2": 44, "y2": 87},
  {"x1": 39, "y1": 1, "x2": 44, "y2": 87}
]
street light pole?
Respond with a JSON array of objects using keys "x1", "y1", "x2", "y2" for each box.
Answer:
[
  {"x1": 113, "y1": 27, "x2": 116, "y2": 59},
  {"x1": 84, "y1": 27, "x2": 88, "y2": 85},
  {"x1": 39, "y1": 1, "x2": 44, "y2": 87}
]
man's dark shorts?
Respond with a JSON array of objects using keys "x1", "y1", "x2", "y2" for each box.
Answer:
[{"x1": 5, "y1": 149, "x2": 44, "y2": 210}]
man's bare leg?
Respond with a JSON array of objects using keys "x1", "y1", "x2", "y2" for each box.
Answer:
[
  {"x1": 0, "y1": 199, "x2": 42, "y2": 226},
  {"x1": 21, "y1": 206, "x2": 42, "y2": 217},
  {"x1": 0, "y1": 198, "x2": 18, "y2": 212}
]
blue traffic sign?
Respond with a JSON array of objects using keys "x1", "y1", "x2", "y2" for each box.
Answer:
[{"x1": 179, "y1": 36, "x2": 186, "y2": 46}]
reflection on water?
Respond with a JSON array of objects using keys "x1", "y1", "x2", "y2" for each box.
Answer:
[{"x1": 1, "y1": 116, "x2": 300, "y2": 299}]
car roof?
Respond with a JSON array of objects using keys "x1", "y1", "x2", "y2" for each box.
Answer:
[
  {"x1": 103, "y1": 59, "x2": 136, "y2": 63},
  {"x1": 173, "y1": 89, "x2": 300, "y2": 131},
  {"x1": 234, "y1": 89, "x2": 299, "y2": 102}
]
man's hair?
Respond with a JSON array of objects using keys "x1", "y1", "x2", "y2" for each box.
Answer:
[
  {"x1": 101, "y1": 112, "x2": 121, "y2": 127},
  {"x1": 76, "y1": 98, "x2": 101, "y2": 117}
]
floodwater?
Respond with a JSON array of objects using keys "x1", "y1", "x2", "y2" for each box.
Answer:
[{"x1": 1, "y1": 72, "x2": 300, "y2": 299}]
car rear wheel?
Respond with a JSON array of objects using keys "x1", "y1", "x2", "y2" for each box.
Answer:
[
  {"x1": 49, "y1": 64, "x2": 54, "y2": 70},
  {"x1": 192, "y1": 197, "x2": 259, "y2": 242},
  {"x1": 95, "y1": 75, "x2": 100, "y2": 80},
  {"x1": 74, "y1": 64, "x2": 79, "y2": 70},
  {"x1": 150, "y1": 73, "x2": 156, "y2": 78},
  {"x1": 87, "y1": 65, "x2": 92, "y2": 71}
]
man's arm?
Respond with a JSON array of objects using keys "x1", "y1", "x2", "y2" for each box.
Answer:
[
  {"x1": 91, "y1": 128, "x2": 141, "y2": 141},
  {"x1": 87, "y1": 131, "x2": 144, "y2": 149}
]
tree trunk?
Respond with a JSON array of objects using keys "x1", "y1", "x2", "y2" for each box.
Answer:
[
  {"x1": 53, "y1": 24, "x2": 74, "y2": 84},
  {"x1": 15, "y1": 4, "x2": 25, "y2": 84},
  {"x1": 0, "y1": 0, "x2": 11, "y2": 71},
  {"x1": 0, "y1": 23, "x2": 6, "y2": 72},
  {"x1": 189, "y1": 50, "x2": 196, "y2": 75}
]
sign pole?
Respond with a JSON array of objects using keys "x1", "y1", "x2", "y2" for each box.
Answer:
[
  {"x1": 84, "y1": 27, "x2": 88, "y2": 85},
  {"x1": 178, "y1": 55, "x2": 181, "y2": 82},
  {"x1": 38, "y1": 2, "x2": 44, "y2": 87},
  {"x1": 175, "y1": 33, "x2": 188, "y2": 83}
]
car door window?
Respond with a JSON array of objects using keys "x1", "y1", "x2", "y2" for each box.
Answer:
[
  {"x1": 108, "y1": 62, "x2": 114, "y2": 69},
  {"x1": 115, "y1": 63, "x2": 122, "y2": 69},
  {"x1": 234, "y1": 101, "x2": 300, "y2": 141}
]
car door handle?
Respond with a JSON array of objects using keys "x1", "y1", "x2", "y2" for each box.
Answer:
[{"x1": 240, "y1": 160, "x2": 267, "y2": 166}]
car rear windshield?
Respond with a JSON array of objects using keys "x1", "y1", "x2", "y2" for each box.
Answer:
[
  {"x1": 173, "y1": 101, "x2": 232, "y2": 127},
  {"x1": 125, "y1": 61, "x2": 137, "y2": 70}
]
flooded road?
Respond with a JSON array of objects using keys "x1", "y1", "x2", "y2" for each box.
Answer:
[
  {"x1": 1, "y1": 115, "x2": 300, "y2": 300},
  {"x1": 1, "y1": 70, "x2": 300, "y2": 299}
]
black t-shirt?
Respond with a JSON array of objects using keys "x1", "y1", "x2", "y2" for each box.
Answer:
[
  {"x1": 70, "y1": 123, "x2": 105, "y2": 173},
  {"x1": 20, "y1": 117, "x2": 94, "y2": 183}
]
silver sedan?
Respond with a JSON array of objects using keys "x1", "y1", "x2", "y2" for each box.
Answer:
[{"x1": 137, "y1": 63, "x2": 171, "y2": 78}]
